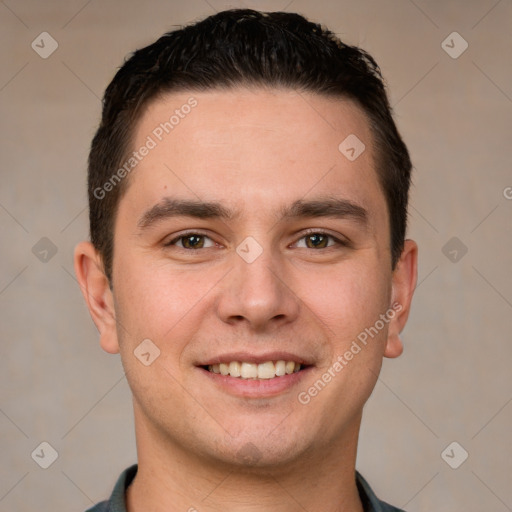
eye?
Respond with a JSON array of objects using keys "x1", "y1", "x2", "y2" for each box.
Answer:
[
  {"x1": 167, "y1": 233, "x2": 215, "y2": 249},
  {"x1": 294, "y1": 232, "x2": 344, "y2": 249}
]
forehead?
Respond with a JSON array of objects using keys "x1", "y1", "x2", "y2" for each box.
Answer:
[{"x1": 122, "y1": 87, "x2": 386, "y2": 225}]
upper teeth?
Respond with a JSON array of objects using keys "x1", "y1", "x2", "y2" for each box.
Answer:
[{"x1": 208, "y1": 361, "x2": 301, "y2": 379}]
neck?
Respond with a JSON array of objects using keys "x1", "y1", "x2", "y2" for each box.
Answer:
[{"x1": 127, "y1": 412, "x2": 364, "y2": 512}]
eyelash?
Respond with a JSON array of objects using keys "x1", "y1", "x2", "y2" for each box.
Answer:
[
  {"x1": 296, "y1": 229, "x2": 349, "y2": 249},
  {"x1": 166, "y1": 231, "x2": 217, "y2": 249},
  {"x1": 165, "y1": 229, "x2": 349, "y2": 250}
]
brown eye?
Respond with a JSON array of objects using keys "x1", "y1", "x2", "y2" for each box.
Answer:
[
  {"x1": 167, "y1": 233, "x2": 215, "y2": 249},
  {"x1": 181, "y1": 235, "x2": 205, "y2": 249},
  {"x1": 305, "y1": 233, "x2": 330, "y2": 249},
  {"x1": 293, "y1": 231, "x2": 347, "y2": 250}
]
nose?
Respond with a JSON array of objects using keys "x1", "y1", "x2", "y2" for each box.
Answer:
[{"x1": 215, "y1": 244, "x2": 301, "y2": 332}]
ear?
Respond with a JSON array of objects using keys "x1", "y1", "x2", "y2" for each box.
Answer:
[
  {"x1": 73, "y1": 241, "x2": 120, "y2": 354},
  {"x1": 384, "y1": 239, "x2": 418, "y2": 358}
]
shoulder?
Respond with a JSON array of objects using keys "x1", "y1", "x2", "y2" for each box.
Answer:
[
  {"x1": 378, "y1": 501, "x2": 407, "y2": 512},
  {"x1": 84, "y1": 501, "x2": 109, "y2": 512},
  {"x1": 83, "y1": 464, "x2": 138, "y2": 512},
  {"x1": 356, "y1": 471, "x2": 407, "y2": 512}
]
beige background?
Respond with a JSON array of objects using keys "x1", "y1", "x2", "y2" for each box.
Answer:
[{"x1": 1, "y1": 0, "x2": 511, "y2": 510}]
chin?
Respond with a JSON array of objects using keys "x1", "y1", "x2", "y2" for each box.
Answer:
[{"x1": 208, "y1": 425, "x2": 312, "y2": 471}]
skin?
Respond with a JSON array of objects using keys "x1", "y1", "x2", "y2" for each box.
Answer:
[{"x1": 75, "y1": 87, "x2": 417, "y2": 512}]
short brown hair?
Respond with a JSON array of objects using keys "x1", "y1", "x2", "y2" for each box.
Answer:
[{"x1": 88, "y1": 9, "x2": 412, "y2": 283}]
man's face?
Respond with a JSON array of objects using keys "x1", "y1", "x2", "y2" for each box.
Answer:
[{"x1": 103, "y1": 88, "x2": 412, "y2": 468}]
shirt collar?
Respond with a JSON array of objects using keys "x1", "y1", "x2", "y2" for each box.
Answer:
[{"x1": 99, "y1": 465, "x2": 404, "y2": 512}]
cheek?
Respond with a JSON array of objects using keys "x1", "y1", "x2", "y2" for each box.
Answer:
[
  {"x1": 301, "y1": 259, "x2": 391, "y2": 341},
  {"x1": 294, "y1": 263, "x2": 392, "y2": 442},
  {"x1": 112, "y1": 253, "x2": 222, "y2": 349}
]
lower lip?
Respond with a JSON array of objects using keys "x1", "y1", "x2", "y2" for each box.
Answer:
[{"x1": 198, "y1": 366, "x2": 313, "y2": 398}]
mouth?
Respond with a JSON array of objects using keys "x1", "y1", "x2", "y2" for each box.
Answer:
[
  {"x1": 196, "y1": 352, "x2": 314, "y2": 398},
  {"x1": 203, "y1": 360, "x2": 306, "y2": 380}
]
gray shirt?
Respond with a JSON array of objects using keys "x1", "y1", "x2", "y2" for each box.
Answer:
[{"x1": 85, "y1": 465, "x2": 406, "y2": 512}]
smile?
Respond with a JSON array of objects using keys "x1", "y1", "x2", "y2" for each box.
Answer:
[{"x1": 207, "y1": 361, "x2": 302, "y2": 379}]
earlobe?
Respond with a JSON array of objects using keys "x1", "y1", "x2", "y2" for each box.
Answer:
[
  {"x1": 73, "y1": 241, "x2": 120, "y2": 354},
  {"x1": 384, "y1": 239, "x2": 418, "y2": 359},
  {"x1": 384, "y1": 333, "x2": 403, "y2": 358}
]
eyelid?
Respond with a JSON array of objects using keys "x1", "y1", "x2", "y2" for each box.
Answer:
[
  {"x1": 163, "y1": 228, "x2": 350, "y2": 249},
  {"x1": 165, "y1": 230, "x2": 217, "y2": 247},
  {"x1": 292, "y1": 228, "x2": 350, "y2": 248}
]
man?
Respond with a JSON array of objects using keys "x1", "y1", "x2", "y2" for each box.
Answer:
[{"x1": 74, "y1": 9, "x2": 417, "y2": 512}]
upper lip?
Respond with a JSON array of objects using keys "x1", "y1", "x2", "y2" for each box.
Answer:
[{"x1": 197, "y1": 351, "x2": 314, "y2": 366}]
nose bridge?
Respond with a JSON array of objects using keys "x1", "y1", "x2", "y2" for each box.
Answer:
[{"x1": 216, "y1": 238, "x2": 300, "y2": 329}]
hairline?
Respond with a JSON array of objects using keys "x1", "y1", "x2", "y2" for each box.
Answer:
[
  {"x1": 103, "y1": 84, "x2": 394, "y2": 283},
  {"x1": 115, "y1": 82, "x2": 384, "y2": 202}
]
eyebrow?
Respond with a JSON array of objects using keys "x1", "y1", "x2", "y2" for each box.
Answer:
[
  {"x1": 137, "y1": 196, "x2": 368, "y2": 230},
  {"x1": 280, "y1": 198, "x2": 368, "y2": 225},
  {"x1": 137, "y1": 198, "x2": 234, "y2": 229}
]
